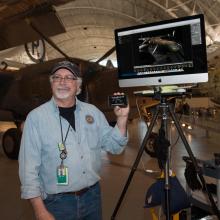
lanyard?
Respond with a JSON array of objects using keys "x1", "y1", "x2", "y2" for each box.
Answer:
[{"x1": 59, "y1": 115, "x2": 71, "y2": 162}]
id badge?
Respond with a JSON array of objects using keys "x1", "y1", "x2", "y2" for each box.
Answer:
[
  {"x1": 57, "y1": 165, "x2": 68, "y2": 185},
  {"x1": 58, "y1": 142, "x2": 65, "y2": 151}
]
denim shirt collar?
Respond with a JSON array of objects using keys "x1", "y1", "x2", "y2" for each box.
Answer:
[{"x1": 50, "y1": 97, "x2": 82, "y2": 114}]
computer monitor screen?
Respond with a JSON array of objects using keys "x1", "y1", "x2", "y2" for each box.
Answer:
[{"x1": 115, "y1": 14, "x2": 208, "y2": 87}]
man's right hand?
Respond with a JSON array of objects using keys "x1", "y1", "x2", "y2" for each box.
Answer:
[
  {"x1": 30, "y1": 197, "x2": 55, "y2": 220},
  {"x1": 35, "y1": 210, "x2": 55, "y2": 220}
]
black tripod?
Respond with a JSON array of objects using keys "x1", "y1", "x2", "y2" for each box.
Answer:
[{"x1": 111, "y1": 94, "x2": 220, "y2": 220}]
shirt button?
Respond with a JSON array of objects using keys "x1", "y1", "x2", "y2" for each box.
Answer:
[
  {"x1": 81, "y1": 156, "x2": 83, "y2": 159},
  {"x1": 83, "y1": 171, "x2": 86, "y2": 174}
]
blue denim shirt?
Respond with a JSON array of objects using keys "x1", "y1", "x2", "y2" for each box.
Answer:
[{"x1": 19, "y1": 98, "x2": 128, "y2": 199}]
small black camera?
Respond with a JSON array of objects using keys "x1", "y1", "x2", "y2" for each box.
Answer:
[{"x1": 108, "y1": 94, "x2": 128, "y2": 107}]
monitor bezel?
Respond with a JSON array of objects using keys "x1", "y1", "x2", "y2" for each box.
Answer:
[{"x1": 115, "y1": 14, "x2": 208, "y2": 88}]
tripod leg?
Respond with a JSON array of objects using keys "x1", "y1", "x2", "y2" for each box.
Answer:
[
  {"x1": 168, "y1": 104, "x2": 220, "y2": 219},
  {"x1": 111, "y1": 105, "x2": 160, "y2": 220},
  {"x1": 160, "y1": 99, "x2": 172, "y2": 220},
  {"x1": 163, "y1": 118, "x2": 171, "y2": 220}
]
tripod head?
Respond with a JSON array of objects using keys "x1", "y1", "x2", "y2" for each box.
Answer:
[{"x1": 134, "y1": 85, "x2": 193, "y2": 101}]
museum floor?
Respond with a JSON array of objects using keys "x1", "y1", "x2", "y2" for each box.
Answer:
[{"x1": 0, "y1": 114, "x2": 219, "y2": 220}]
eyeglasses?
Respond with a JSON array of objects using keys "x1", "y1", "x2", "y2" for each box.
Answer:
[{"x1": 51, "y1": 75, "x2": 77, "y2": 83}]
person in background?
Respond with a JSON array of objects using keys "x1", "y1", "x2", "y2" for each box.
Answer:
[{"x1": 19, "y1": 60, "x2": 129, "y2": 220}]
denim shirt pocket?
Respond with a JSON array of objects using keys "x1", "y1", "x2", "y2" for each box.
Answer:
[{"x1": 84, "y1": 123, "x2": 100, "y2": 149}]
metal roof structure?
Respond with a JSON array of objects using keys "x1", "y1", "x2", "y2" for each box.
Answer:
[{"x1": 0, "y1": 0, "x2": 220, "y2": 69}]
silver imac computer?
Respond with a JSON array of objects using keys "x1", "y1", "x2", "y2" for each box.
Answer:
[{"x1": 115, "y1": 14, "x2": 208, "y2": 88}]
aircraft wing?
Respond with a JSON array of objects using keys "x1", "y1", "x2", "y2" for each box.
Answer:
[{"x1": 0, "y1": 5, "x2": 66, "y2": 51}]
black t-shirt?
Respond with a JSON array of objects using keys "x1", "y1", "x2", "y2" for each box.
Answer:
[{"x1": 59, "y1": 105, "x2": 76, "y2": 130}]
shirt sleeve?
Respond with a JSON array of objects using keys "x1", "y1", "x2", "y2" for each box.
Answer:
[
  {"x1": 98, "y1": 110, "x2": 128, "y2": 154},
  {"x1": 18, "y1": 113, "x2": 43, "y2": 199}
]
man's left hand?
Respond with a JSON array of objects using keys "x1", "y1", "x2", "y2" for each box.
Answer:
[
  {"x1": 113, "y1": 92, "x2": 129, "y2": 118},
  {"x1": 113, "y1": 92, "x2": 129, "y2": 136}
]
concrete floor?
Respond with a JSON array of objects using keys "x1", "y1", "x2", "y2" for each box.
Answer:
[{"x1": 0, "y1": 115, "x2": 219, "y2": 220}]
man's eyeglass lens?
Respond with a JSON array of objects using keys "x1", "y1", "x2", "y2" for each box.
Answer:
[{"x1": 52, "y1": 75, "x2": 76, "y2": 82}]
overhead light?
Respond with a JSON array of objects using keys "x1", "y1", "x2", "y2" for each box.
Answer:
[{"x1": 187, "y1": 125, "x2": 192, "y2": 130}]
